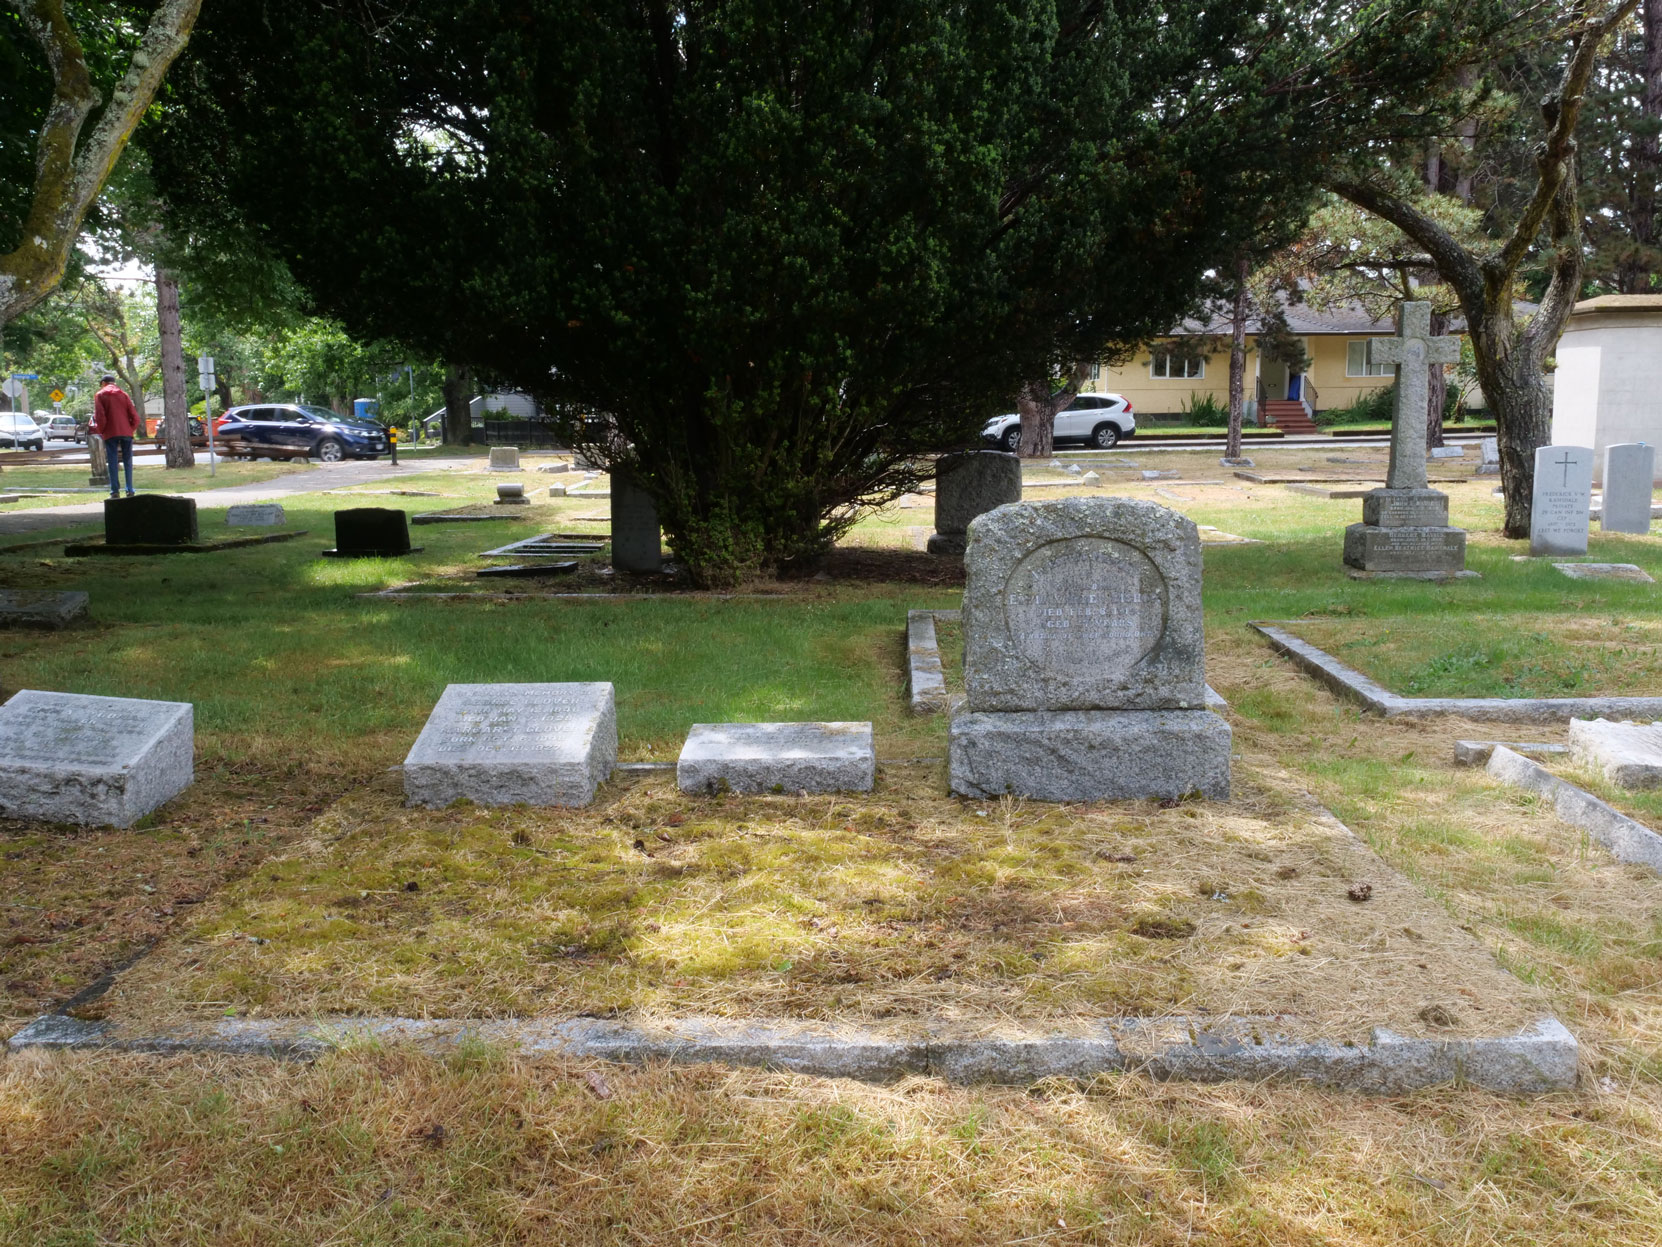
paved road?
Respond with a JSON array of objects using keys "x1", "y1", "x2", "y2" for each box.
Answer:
[{"x1": 0, "y1": 457, "x2": 454, "y2": 537}]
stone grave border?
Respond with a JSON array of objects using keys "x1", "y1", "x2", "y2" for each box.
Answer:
[
  {"x1": 907, "y1": 609, "x2": 1229, "y2": 718},
  {"x1": 63, "y1": 531, "x2": 308, "y2": 557},
  {"x1": 7, "y1": 1010, "x2": 1575, "y2": 1094},
  {"x1": 411, "y1": 509, "x2": 523, "y2": 525},
  {"x1": 1254, "y1": 622, "x2": 1662, "y2": 723},
  {"x1": 1482, "y1": 745, "x2": 1662, "y2": 875}
]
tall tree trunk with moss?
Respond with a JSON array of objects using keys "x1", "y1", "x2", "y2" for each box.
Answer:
[
  {"x1": 1226, "y1": 256, "x2": 1250, "y2": 461},
  {"x1": 156, "y1": 270, "x2": 193, "y2": 468},
  {"x1": 441, "y1": 364, "x2": 472, "y2": 445}
]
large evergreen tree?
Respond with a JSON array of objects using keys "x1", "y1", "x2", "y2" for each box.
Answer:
[{"x1": 150, "y1": 0, "x2": 1517, "y2": 584}]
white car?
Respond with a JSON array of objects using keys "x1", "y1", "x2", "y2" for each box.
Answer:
[
  {"x1": 41, "y1": 415, "x2": 83, "y2": 442},
  {"x1": 982, "y1": 392, "x2": 1136, "y2": 452},
  {"x1": 0, "y1": 413, "x2": 46, "y2": 451}
]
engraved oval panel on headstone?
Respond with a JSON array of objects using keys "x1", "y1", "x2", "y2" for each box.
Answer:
[{"x1": 1003, "y1": 537, "x2": 1167, "y2": 682}]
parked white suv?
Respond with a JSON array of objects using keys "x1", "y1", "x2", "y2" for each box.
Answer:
[{"x1": 982, "y1": 392, "x2": 1135, "y2": 452}]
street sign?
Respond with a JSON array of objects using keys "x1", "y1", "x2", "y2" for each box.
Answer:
[
  {"x1": 49, "y1": 389, "x2": 64, "y2": 403},
  {"x1": 11, "y1": 372, "x2": 39, "y2": 381},
  {"x1": 0, "y1": 379, "x2": 21, "y2": 399}
]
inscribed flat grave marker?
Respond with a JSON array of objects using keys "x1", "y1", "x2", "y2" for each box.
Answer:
[
  {"x1": 226, "y1": 504, "x2": 284, "y2": 527},
  {"x1": 403, "y1": 682, "x2": 617, "y2": 808},
  {"x1": 1530, "y1": 446, "x2": 1594, "y2": 556},
  {"x1": 0, "y1": 690, "x2": 193, "y2": 827},
  {"x1": 677, "y1": 722, "x2": 875, "y2": 794}
]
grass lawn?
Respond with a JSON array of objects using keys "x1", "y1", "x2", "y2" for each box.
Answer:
[{"x1": 3, "y1": 454, "x2": 1662, "y2": 1244}]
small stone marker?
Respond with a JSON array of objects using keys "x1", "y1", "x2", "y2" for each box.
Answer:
[
  {"x1": 0, "y1": 590, "x2": 88, "y2": 629},
  {"x1": 1141, "y1": 469, "x2": 1179, "y2": 480},
  {"x1": 0, "y1": 690, "x2": 193, "y2": 827},
  {"x1": 1530, "y1": 446, "x2": 1594, "y2": 556},
  {"x1": 87, "y1": 433, "x2": 106, "y2": 486},
  {"x1": 538, "y1": 463, "x2": 572, "y2": 474},
  {"x1": 488, "y1": 446, "x2": 521, "y2": 472},
  {"x1": 1343, "y1": 302, "x2": 1468, "y2": 579},
  {"x1": 548, "y1": 483, "x2": 567, "y2": 497},
  {"x1": 226, "y1": 503, "x2": 284, "y2": 527},
  {"x1": 324, "y1": 507, "x2": 419, "y2": 558},
  {"x1": 1552, "y1": 562, "x2": 1655, "y2": 583},
  {"x1": 1569, "y1": 718, "x2": 1662, "y2": 789},
  {"x1": 106, "y1": 495, "x2": 198, "y2": 546},
  {"x1": 677, "y1": 722, "x2": 875, "y2": 794},
  {"x1": 949, "y1": 496, "x2": 1231, "y2": 802},
  {"x1": 928, "y1": 450, "x2": 1021, "y2": 556},
  {"x1": 610, "y1": 472, "x2": 663, "y2": 573},
  {"x1": 1220, "y1": 457, "x2": 1253, "y2": 468},
  {"x1": 403, "y1": 683, "x2": 617, "y2": 808},
  {"x1": 495, "y1": 482, "x2": 530, "y2": 506},
  {"x1": 1081, "y1": 471, "x2": 1101, "y2": 486},
  {"x1": 1477, "y1": 437, "x2": 1500, "y2": 475},
  {"x1": 1429, "y1": 446, "x2": 1466, "y2": 459},
  {"x1": 1600, "y1": 443, "x2": 1655, "y2": 534}
]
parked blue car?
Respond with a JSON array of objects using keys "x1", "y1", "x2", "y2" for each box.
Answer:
[{"x1": 216, "y1": 404, "x2": 389, "y2": 462}]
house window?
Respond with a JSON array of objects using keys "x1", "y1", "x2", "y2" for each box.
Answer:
[
  {"x1": 1150, "y1": 351, "x2": 1203, "y2": 379},
  {"x1": 1347, "y1": 340, "x2": 1393, "y2": 377}
]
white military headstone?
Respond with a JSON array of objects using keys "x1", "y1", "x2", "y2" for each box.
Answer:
[
  {"x1": 0, "y1": 690, "x2": 193, "y2": 827},
  {"x1": 403, "y1": 683, "x2": 616, "y2": 808},
  {"x1": 226, "y1": 503, "x2": 285, "y2": 527},
  {"x1": 1530, "y1": 446, "x2": 1595, "y2": 556},
  {"x1": 1600, "y1": 442, "x2": 1655, "y2": 534}
]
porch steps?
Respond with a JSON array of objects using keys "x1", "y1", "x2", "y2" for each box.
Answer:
[{"x1": 1263, "y1": 400, "x2": 1320, "y2": 436}]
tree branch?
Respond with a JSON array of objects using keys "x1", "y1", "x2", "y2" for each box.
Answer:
[{"x1": 1326, "y1": 179, "x2": 1488, "y2": 314}]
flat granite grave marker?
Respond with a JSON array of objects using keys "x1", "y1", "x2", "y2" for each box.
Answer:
[
  {"x1": 0, "y1": 690, "x2": 193, "y2": 827},
  {"x1": 488, "y1": 446, "x2": 521, "y2": 472},
  {"x1": 611, "y1": 472, "x2": 663, "y2": 573},
  {"x1": 1342, "y1": 302, "x2": 1469, "y2": 579},
  {"x1": 226, "y1": 504, "x2": 284, "y2": 527},
  {"x1": 677, "y1": 722, "x2": 875, "y2": 794},
  {"x1": 1600, "y1": 442, "x2": 1655, "y2": 534},
  {"x1": 324, "y1": 507, "x2": 421, "y2": 558},
  {"x1": 928, "y1": 450, "x2": 1021, "y2": 556},
  {"x1": 0, "y1": 590, "x2": 88, "y2": 629},
  {"x1": 1569, "y1": 718, "x2": 1662, "y2": 788},
  {"x1": 1553, "y1": 562, "x2": 1654, "y2": 583},
  {"x1": 106, "y1": 494, "x2": 197, "y2": 546},
  {"x1": 1530, "y1": 445, "x2": 1595, "y2": 556},
  {"x1": 949, "y1": 496, "x2": 1230, "y2": 802},
  {"x1": 404, "y1": 683, "x2": 617, "y2": 807}
]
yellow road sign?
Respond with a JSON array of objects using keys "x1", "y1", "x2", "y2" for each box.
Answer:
[{"x1": 49, "y1": 389, "x2": 64, "y2": 402}]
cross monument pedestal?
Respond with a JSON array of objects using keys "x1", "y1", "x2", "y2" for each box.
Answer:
[{"x1": 1342, "y1": 302, "x2": 1477, "y2": 580}]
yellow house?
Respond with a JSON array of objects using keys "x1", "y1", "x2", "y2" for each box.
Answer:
[{"x1": 1085, "y1": 302, "x2": 1421, "y2": 429}]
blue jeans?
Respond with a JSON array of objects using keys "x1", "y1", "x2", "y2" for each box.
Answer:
[{"x1": 105, "y1": 436, "x2": 134, "y2": 495}]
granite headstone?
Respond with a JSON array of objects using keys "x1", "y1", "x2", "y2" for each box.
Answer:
[
  {"x1": 1600, "y1": 442, "x2": 1655, "y2": 534},
  {"x1": 105, "y1": 495, "x2": 197, "y2": 546},
  {"x1": 488, "y1": 446, "x2": 521, "y2": 472},
  {"x1": 928, "y1": 450, "x2": 1022, "y2": 556},
  {"x1": 495, "y1": 482, "x2": 530, "y2": 506},
  {"x1": 1477, "y1": 437, "x2": 1501, "y2": 475},
  {"x1": 403, "y1": 682, "x2": 617, "y2": 807},
  {"x1": 1530, "y1": 446, "x2": 1594, "y2": 556},
  {"x1": 610, "y1": 472, "x2": 663, "y2": 573},
  {"x1": 325, "y1": 507, "x2": 416, "y2": 558},
  {"x1": 0, "y1": 690, "x2": 193, "y2": 827}
]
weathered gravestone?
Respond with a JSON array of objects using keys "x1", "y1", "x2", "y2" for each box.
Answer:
[
  {"x1": 1600, "y1": 442, "x2": 1655, "y2": 534},
  {"x1": 948, "y1": 496, "x2": 1231, "y2": 801},
  {"x1": 0, "y1": 590, "x2": 89, "y2": 629},
  {"x1": 677, "y1": 721, "x2": 875, "y2": 794},
  {"x1": 87, "y1": 433, "x2": 106, "y2": 487},
  {"x1": 1477, "y1": 437, "x2": 1501, "y2": 475},
  {"x1": 1429, "y1": 445, "x2": 1466, "y2": 459},
  {"x1": 928, "y1": 450, "x2": 1021, "y2": 556},
  {"x1": 226, "y1": 503, "x2": 284, "y2": 527},
  {"x1": 1569, "y1": 718, "x2": 1662, "y2": 789},
  {"x1": 0, "y1": 690, "x2": 193, "y2": 827},
  {"x1": 488, "y1": 446, "x2": 521, "y2": 472},
  {"x1": 106, "y1": 495, "x2": 197, "y2": 546},
  {"x1": 1530, "y1": 446, "x2": 1594, "y2": 556},
  {"x1": 324, "y1": 507, "x2": 419, "y2": 558},
  {"x1": 1342, "y1": 303, "x2": 1469, "y2": 579},
  {"x1": 611, "y1": 472, "x2": 663, "y2": 573},
  {"x1": 495, "y1": 482, "x2": 530, "y2": 506},
  {"x1": 403, "y1": 682, "x2": 617, "y2": 807}
]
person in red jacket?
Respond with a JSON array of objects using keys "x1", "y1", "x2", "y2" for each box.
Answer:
[{"x1": 91, "y1": 373, "x2": 139, "y2": 497}]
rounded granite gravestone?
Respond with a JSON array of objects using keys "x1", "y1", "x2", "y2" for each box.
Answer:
[
  {"x1": 928, "y1": 450, "x2": 1022, "y2": 556},
  {"x1": 949, "y1": 496, "x2": 1229, "y2": 802}
]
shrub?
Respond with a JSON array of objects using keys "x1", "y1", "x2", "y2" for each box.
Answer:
[
  {"x1": 1314, "y1": 381, "x2": 1464, "y2": 428},
  {"x1": 1181, "y1": 392, "x2": 1229, "y2": 427}
]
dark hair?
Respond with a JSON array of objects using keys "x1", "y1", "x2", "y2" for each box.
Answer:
[{"x1": 101, "y1": 373, "x2": 117, "y2": 384}]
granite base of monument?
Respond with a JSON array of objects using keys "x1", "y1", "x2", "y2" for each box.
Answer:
[
  {"x1": 677, "y1": 721, "x2": 875, "y2": 795},
  {"x1": 403, "y1": 682, "x2": 617, "y2": 808},
  {"x1": 949, "y1": 709, "x2": 1232, "y2": 802},
  {"x1": 1342, "y1": 523, "x2": 1469, "y2": 576},
  {"x1": 925, "y1": 533, "x2": 966, "y2": 556},
  {"x1": 0, "y1": 690, "x2": 193, "y2": 827},
  {"x1": 929, "y1": 450, "x2": 1022, "y2": 557}
]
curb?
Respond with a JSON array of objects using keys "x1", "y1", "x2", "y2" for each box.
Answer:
[
  {"x1": 1485, "y1": 746, "x2": 1662, "y2": 874},
  {"x1": 1253, "y1": 623, "x2": 1662, "y2": 723},
  {"x1": 6, "y1": 1012, "x2": 1578, "y2": 1094}
]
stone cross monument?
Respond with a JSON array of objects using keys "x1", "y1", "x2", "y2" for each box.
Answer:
[{"x1": 1342, "y1": 302, "x2": 1473, "y2": 579}]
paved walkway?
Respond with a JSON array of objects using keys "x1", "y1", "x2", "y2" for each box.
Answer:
[{"x1": 0, "y1": 457, "x2": 458, "y2": 536}]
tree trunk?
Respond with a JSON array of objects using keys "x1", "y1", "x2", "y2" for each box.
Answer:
[
  {"x1": 156, "y1": 270, "x2": 193, "y2": 468},
  {"x1": 1623, "y1": 0, "x2": 1662, "y2": 292},
  {"x1": 1474, "y1": 336, "x2": 1554, "y2": 538},
  {"x1": 1226, "y1": 256, "x2": 1250, "y2": 460},
  {"x1": 1426, "y1": 309, "x2": 1449, "y2": 450},
  {"x1": 1016, "y1": 364, "x2": 1089, "y2": 458},
  {"x1": 442, "y1": 363, "x2": 472, "y2": 444}
]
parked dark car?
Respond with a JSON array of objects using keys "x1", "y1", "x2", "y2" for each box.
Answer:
[
  {"x1": 216, "y1": 404, "x2": 389, "y2": 462},
  {"x1": 0, "y1": 413, "x2": 46, "y2": 451}
]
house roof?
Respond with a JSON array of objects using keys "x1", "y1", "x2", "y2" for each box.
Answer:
[
  {"x1": 1171, "y1": 293, "x2": 1539, "y2": 339},
  {"x1": 1573, "y1": 294, "x2": 1662, "y2": 314}
]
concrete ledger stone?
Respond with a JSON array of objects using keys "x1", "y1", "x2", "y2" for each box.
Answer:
[
  {"x1": 962, "y1": 497, "x2": 1206, "y2": 712},
  {"x1": 677, "y1": 722, "x2": 875, "y2": 794},
  {"x1": 1342, "y1": 523, "x2": 1467, "y2": 574},
  {"x1": 0, "y1": 689, "x2": 193, "y2": 827},
  {"x1": 0, "y1": 590, "x2": 88, "y2": 629},
  {"x1": 1361, "y1": 488, "x2": 1449, "y2": 529},
  {"x1": 1568, "y1": 717, "x2": 1662, "y2": 789},
  {"x1": 403, "y1": 682, "x2": 617, "y2": 808},
  {"x1": 949, "y1": 708, "x2": 1231, "y2": 801}
]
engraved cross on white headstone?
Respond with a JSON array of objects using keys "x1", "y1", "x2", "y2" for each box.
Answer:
[{"x1": 1367, "y1": 301, "x2": 1461, "y2": 490}]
